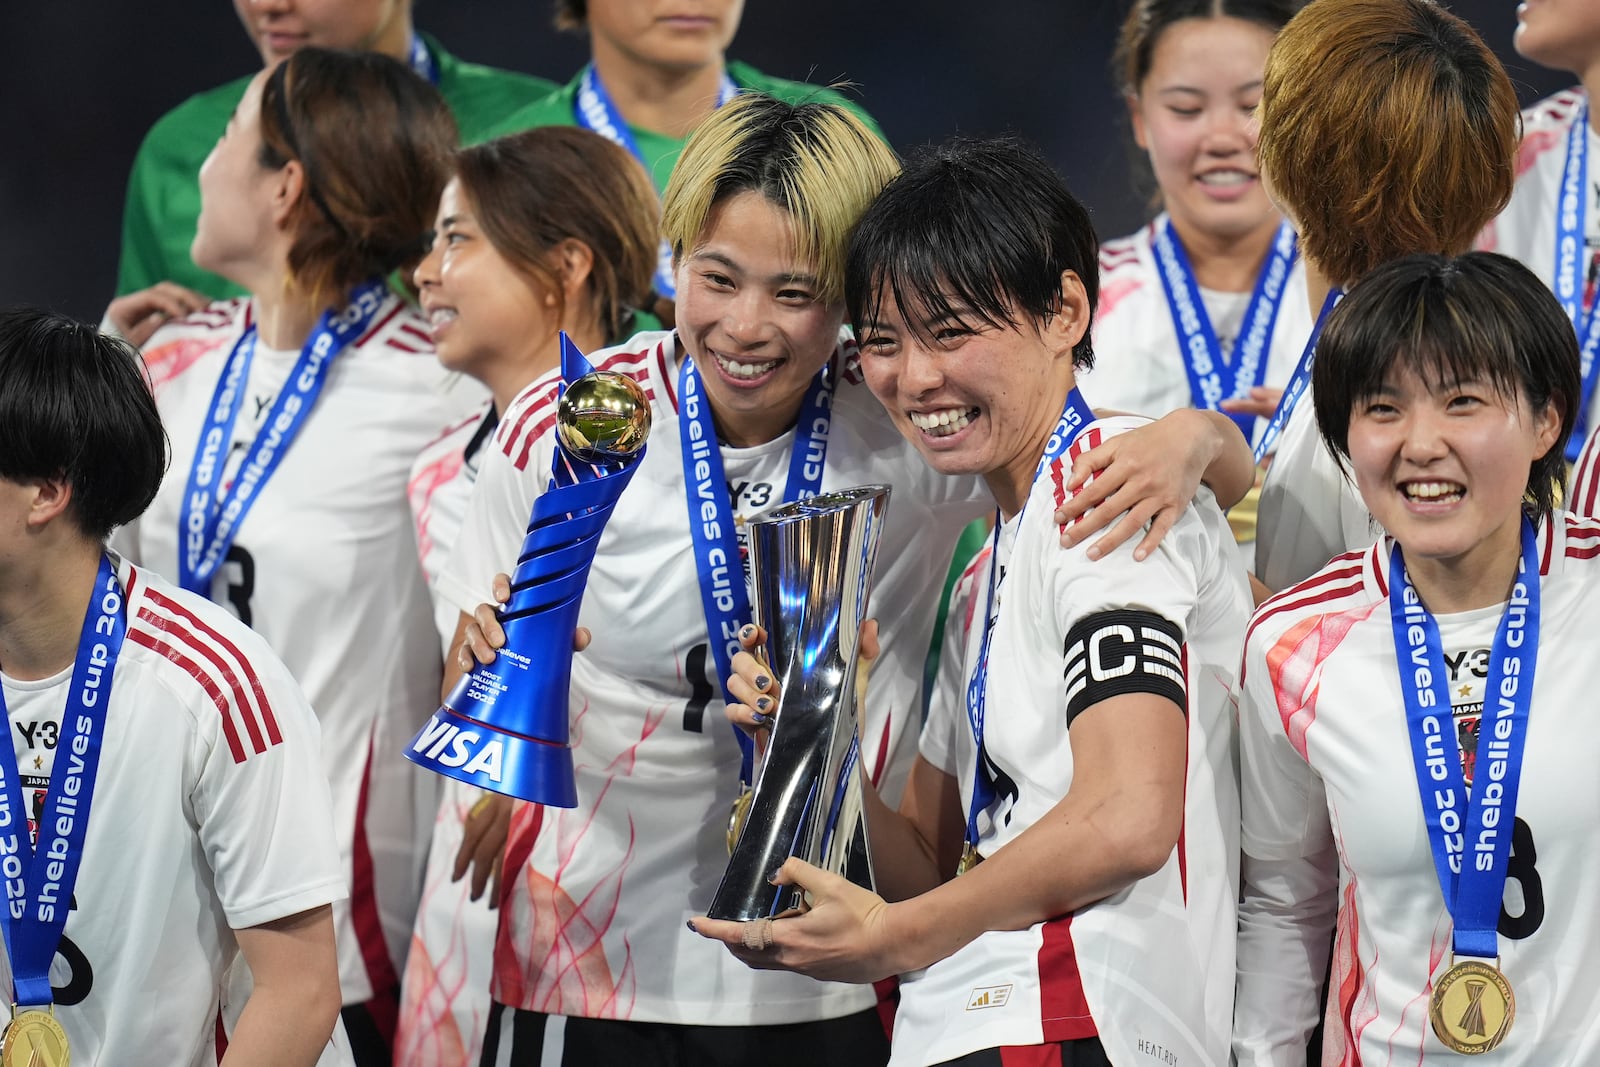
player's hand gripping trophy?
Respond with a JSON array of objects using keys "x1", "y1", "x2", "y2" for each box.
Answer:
[
  {"x1": 406, "y1": 334, "x2": 649, "y2": 805},
  {"x1": 709, "y1": 485, "x2": 889, "y2": 921}
]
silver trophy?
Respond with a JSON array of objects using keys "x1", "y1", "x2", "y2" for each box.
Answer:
[{"x1": 708, "y1": 485, "x2": 890, "y2": 921}]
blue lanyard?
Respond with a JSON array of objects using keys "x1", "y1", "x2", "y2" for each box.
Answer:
[
  {"x1": 408, "y1": 36, "x2": 439, "y2": 85},
  {"x1": 1555, "y1": 102, "x2": 1600, "y2": 461},
  {"x1": 1251, "y1": 287, "x2": 1342, "y2": 464},
  {"x1": 0, "y1": 555, "x2": 124, "y2": 1008},
  {"x1": 574, "y1": 64, "x2": 738, "y2": 299},
  {"x1": 1390, "y1": 519, "x2": 1539, "y2": 959},
  {"x1": 677, "y1": 351, "x2": 835, "y2": 785},
  {"x1": 1151, "y1": 217, "x2": 1298, "y2": 442},
  {"x1": 177, "y1": 280, "x2": 386, "y2": 595},
  {"x1": 963, "y1": 389, "x2": 1095, "y2": 851}
]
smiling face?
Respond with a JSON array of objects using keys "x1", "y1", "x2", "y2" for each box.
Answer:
[
  {"x1": 233, "y1": 0, "x2": 410, "y2": 64},
  {"x1": 672, "y1": 191, "x2": 843, "y2": 447},
  {"x1": 857, "y1": 274, "x2": 1089, "y2": 516},
  {"x1": 1349, "y1": 364, "x2": 1560, "y2": 591},
  {"x1": 414, "y1": 179, "x2": 559, "y2": 395},
  {"x1": 585, "y1": 0, "x2": 743, "y2": 73},
  {"x1": 1130, "y1": 16, "x2": 1280, "y2": 249}
]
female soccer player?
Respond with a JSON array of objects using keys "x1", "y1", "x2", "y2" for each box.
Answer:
[
  {"x1": 0, "y1": 308, "x2": 345, "y2": 1065},
  {"x1": 1234, "y1": 251, "x2": 1594, "y2": 1064},
  {"x1": 396, "y1": 125, "x2": 660, "y2": 1067},
  {"x1": 485, "y1": 0, "x2": 882, "y2": 310},
  {"x1": 114, "y1": 48, "x2": 481, "y2": 1066},
  {"x1": 1246, "y1": 0, "x2": 1519, "y2": 592},
  {"x1": 110, "y1": 0, "x2": 554, "y2": 326},
  {"x1": 444, "y1": 96, "x2": 1255, "y2": 1067},
  {"x1": 1479, "y1": 1, "x2": 1600, "y2": 463},
  {"x1": 693, "y1": 135, "x2": 1251, "y2": 1067},
  {"x1": 1088, "y1": 0, "x2": 1309, "y2": 462}
]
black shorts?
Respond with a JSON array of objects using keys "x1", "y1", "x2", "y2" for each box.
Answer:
[
  {"x1": 478, "y1": 1002, "x2": 891, "y2": 1067},
  {"x1": 934, "y1": 1037, "x2": 1112, "y2": 1067},
  {"x1": 340, "y1": 988, "x2": 399, "y2": 1067}
]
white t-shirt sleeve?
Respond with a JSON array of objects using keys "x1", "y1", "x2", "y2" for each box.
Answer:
[
  {"x1": 1232, "y1": 624, "x2": 1340, "y2": 1067},
  {"x1": 187, "y1": 656, "x2": 346, "y2": 931},
  {"x1": 1048, "y1": 482, "x2": 1201, "y2": 677},
  {"x1": 435, "y1": 418, "x2": 547, "y2": 618}
]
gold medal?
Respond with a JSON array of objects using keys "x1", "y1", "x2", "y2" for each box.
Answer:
[
  {"x1": 955, "y1": 844, "x2": 981, "y2": 876},
  {"x1": 1, "y1": 1008, "x2": 69, "y2": 1067},
  {"x1": 1430, "y1": 958, "x2": 1514, "y2": 1055},
  {"x1": 725, "y1": 788, "x2": 754, "y2": 854}
]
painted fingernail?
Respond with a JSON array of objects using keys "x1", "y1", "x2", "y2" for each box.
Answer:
[
  {"x1": 755, "y1": 675, "x2": 771, "y2": 690},
  {"x1": 756, "y1": 697, "x2": 772, "y2": 712},
  {"x1": 751, "y1": 712, "x2": 769, "y2": 725},
  {"x1": 768, "y1": 867, "x2": 785, "y2": 883},
  {"x1": 740, "y1": 624, "x2": 756, "y2": 639},
  {"x1": 686, "y1": 920, "x2": 698, "y2": 932}
]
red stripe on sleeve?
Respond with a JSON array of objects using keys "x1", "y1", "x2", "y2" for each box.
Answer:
[
  {"x1": 126, "y1": 629, "x2": 248, "y2": 762},
  {"x1": 1244, "y1": 561, "x2": 1365, "y2": 649},
  {"x1": 143, "y1": 589, "x2": 282, "y2": 746}
]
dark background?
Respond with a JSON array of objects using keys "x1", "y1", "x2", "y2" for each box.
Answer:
[{"x1": 0, "y1": 1, "x2": 1568, "y2": 321}]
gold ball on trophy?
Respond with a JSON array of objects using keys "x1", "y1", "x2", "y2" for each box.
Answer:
[{"x1": 556, "y1": 371, "x2": 652, "y2": 462}]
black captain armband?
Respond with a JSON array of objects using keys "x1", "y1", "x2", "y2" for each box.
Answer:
[{"x1": 1062, "y1": 610, "x2": 1186, "y2": 725}]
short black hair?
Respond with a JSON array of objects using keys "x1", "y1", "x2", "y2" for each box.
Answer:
[
  {"x1": 845, "y1": 135, "x2": 1099, "y2": 368},
  {"x1": 0, "y1": 309, "x2": 168, "y2": 540},
  {"x1": 1311, "y1": 252, "x2": 1579, "y2": 518}
]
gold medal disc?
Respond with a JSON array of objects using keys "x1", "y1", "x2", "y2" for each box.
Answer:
[
  {"x1": 955, "y1": 844, "x2": 980, "y2": 876},
  {"x1": 726, "y1": 788, "x2": 754, "y2": 854},
  {"x1": 1, "y1": 1009, "x2": 69, "y2": 1067},
  {"x1": 1430, "y1": 959, "x2": 1514, "y2": 1055}
]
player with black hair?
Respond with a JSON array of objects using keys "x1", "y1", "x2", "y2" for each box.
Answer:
[{"x1": 0, "y1": 308, "x2": 345, "y2": 1065}]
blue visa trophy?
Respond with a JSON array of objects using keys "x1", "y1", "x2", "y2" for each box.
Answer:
[{"x1": 405, "y1": 333, "x2": 650, "y2": 805}]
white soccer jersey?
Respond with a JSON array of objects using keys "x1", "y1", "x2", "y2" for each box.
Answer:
[
  {"x1": 895, "y1": 417, "x2": 1251, "y2": 1067},
  {"x1": 1482, "y1": 90, "x2": 1600, "y2": 381},
  {"x1": 1082, "y1": 216, "x2": 1313, "y2": 450},
  {"x1": 0, "y1": 556, "x2": 345, "y2": 1066},
  {"x1": 118, "y1": 295, "x2": 486, "y2": 1004},
  {"x1": 1235, "y1": 515, "x2": 1600, "y2": 1065},
  {"x1": 436, "y1": 329, "x2": 989, "y2": 1025},
  {"x1": 1572, "y1": 427, "x2": 1600, "y2": 518},
  {"x1": 396, "y1": 402, "x2": 499, "y2": 1067},
  {"x1": 1254, "y1": 391, "x2": 1383, "y2": 591},
  {"x1": 408, "y1": 402, "x2": 496, "y2": 659}
]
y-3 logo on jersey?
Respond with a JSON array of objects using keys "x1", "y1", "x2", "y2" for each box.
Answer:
[
  {"x1": 14, "y1": 720, "x2": 58, "y2": 752},
  {"x1": 727, "y1": 480, "x2": 774, "y2": 513}
]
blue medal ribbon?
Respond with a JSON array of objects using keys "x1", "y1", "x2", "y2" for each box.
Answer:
[
  {"x1": 1151, "y1": 217, "x2": 1298, "y2": 442},
  {"x1": 408, "y1": 36, "x2": 439, "y2": 85},
  {"x1": 963, "y1": 389, "x2": 1095, "y2": 854},
  {"x1": 678, "y1": 349, "x2": 834, "y2": 786},
  {"x1": 575, "y1": 64, "x2": 738, "y2": 299},
  {"x1": 1389, "y1": 519, "x2": 1539, "y2": 960},
  {"x1": 1251, "y1": 287, "x2": 1342, "y2": 464},
  {"x1": 1554, "y1": 102, "x2": 1600, "y2": 461},
  {"x1": 0, "y1": 555, "x2": 125, "y2": 1008},
  {"x1": 177, "y1": 280, "x2": 387, "y2": 596}
]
